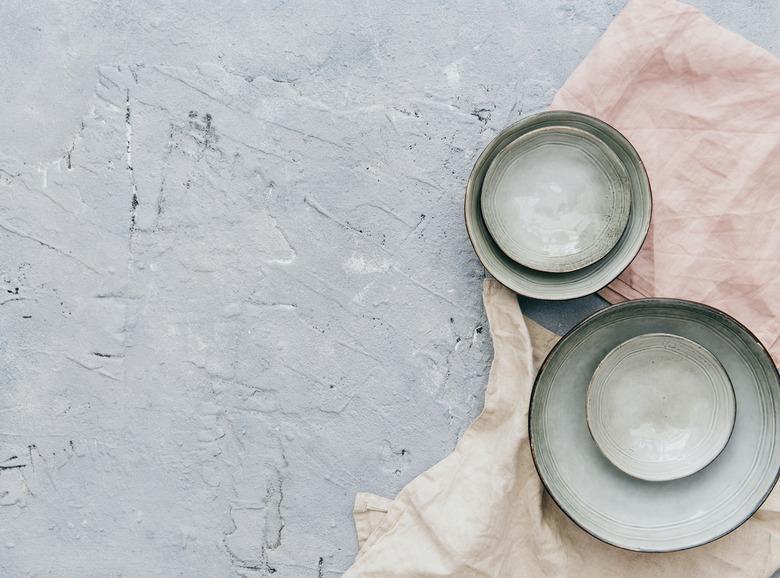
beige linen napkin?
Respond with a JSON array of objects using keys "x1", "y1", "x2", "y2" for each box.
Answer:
[
  {"x1": 550, "y1": 0, "x2": 780, "y2": 364},
  {"x1": 344, "y1": 279, "x2": 780, "y2": 577}
]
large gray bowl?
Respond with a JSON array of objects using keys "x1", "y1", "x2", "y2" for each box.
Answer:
[
  {"x1": 529, "y1": 299, "x2": 780, "y2": 552},
  {"x1": 465, "y1": 111, "x2": 652, "y2": 299}
]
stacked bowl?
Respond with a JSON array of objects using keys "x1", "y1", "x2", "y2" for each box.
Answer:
[
  {"x1": 465, "y1": 110, "x2": 652, "y2": 300},
  {"x1": 466, "y1": 111, "x2": 780, "y2": 552}
]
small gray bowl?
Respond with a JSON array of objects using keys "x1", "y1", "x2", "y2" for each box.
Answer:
[
  {"x1": 465, "y1": 110, "x2": 652, "y2": 299},
  {"x1": 586, "y1": 332, "x2": 736, "y2": 483}
]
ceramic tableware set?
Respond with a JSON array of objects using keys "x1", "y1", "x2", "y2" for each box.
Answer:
[{"x1": 466, "y1": 111, "x2": 780, "y2": 552}]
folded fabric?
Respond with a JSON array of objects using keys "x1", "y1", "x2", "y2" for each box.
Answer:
[
  {"x1": 343, "y1": 279, "x2": 780, "y2": 577},
  {"x1": 550, "y1": 0, "x2": 780, "y2": 364}
]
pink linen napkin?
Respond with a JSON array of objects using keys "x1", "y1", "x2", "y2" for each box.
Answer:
[{"x1": 551, "y1": 0, "x2": 780, "y2": 363}]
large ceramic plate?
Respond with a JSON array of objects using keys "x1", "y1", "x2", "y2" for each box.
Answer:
[
  {"x1": 465, "y1": 111, "x2": 651, "y2": 299},
  {"x1": 529, "y1": 299, "x2": 780, "y2": 552},
  {"x1": 481, "y1": 126, "x2": 631, "y2": 273},
  {"x1": 586, "y1": 333, "x2": 736, "y2": 482}
]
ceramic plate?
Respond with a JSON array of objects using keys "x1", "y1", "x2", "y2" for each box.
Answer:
[
  {"x1": 465, "y1": 110, "x2": 651, "y2": 299},
  {"x1": 481, "y1": 126, "x2": 630, "y2": 272},
  {"x1": 529, "y1": 299, "x2": 780, "y2": 552},
  {"x1": 587, "y1": 333, "x2": 736, "y2": 482}
]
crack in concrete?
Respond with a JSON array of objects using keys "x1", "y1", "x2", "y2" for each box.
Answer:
[
  {"x1": 125, "y1": 88, "x2": 140, "y2": 237},
  {"x1": 0, "y1": 220, "x2": 99, "y2": 275}
]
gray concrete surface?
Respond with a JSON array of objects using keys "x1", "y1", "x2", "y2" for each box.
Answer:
[{"x1": 0, "y1": 1, "x2": 778, "y2": 576}]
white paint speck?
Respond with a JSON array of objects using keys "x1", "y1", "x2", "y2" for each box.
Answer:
[
  {"x1": 343, "y1": 254, "x2": 391, "y2": 275},
  {"x1": 352, "y1": 281, "x2": 374, "y2": 305},
  {"x1": 444, "y1": 62, "x2": 461, "y2": 87}
]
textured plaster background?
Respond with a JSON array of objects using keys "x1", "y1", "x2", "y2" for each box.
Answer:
[{"x1": 0, "y1": 1, "x2": 778, "y2": 576}]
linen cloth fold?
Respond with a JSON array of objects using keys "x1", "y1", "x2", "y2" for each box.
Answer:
[
  {"x1": 550, "y1": 0, "x2": 780, "y2": 363},
  {"x1": 344, "y1": 280, "x2": 780, "y2": 577}
]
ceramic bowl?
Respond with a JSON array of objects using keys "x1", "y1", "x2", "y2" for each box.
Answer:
[
  {"x1": 529, "y1": 299, "x2": 780, "y2": 552},
  {"x1": 481, "y1": 125, "x2": 631, "y2": 273},
  {"x1": 586, "y1": 333, "x2": 736, "y2": 482},
  {"x1": 465, "y1": 110, "x2": 651, "y2": 299}
]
